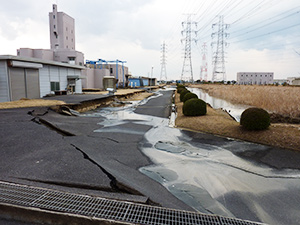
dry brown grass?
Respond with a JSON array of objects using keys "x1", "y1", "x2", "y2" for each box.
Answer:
[
  {"x1": 175, "y1": 92, "x2": 300, "y2": 151},
  {"x1": 0, "y1": 99, "x2": 66, "y2": 109},
  {"x1": 190, "y1": 84, "x2": 300, "y2": 118}
]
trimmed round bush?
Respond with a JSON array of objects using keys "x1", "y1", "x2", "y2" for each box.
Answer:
[
  {"x1": 180, "y1": 89, "x2": 190, "y2": 102},
  {"x1": 240, "y1": 107, "x2": 270, "y2": 131},
  {"x1": 177, "y1": 87, "x2": 186, "y2": 94},
  {"x1": 183, "y1": 92, "x2": 198, "y2": 102},
  {"x1": 183, "y1": 98, "x2": 207, "y2": 116},
  {"x1": 177, "y1": 84, "x2": 185, "y2": 89}
]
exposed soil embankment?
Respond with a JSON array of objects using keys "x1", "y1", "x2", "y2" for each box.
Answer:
[{"x1": 175, "y1": 92, "x2": 300, "y2": 151}]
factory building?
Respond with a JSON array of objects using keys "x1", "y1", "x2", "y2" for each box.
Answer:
[
  {"x1": 0, "y1": 55, "x2": 84, "y2": 102},
  {"x1": 237, "y1": 72, "x2": 274, "y2": 85}
]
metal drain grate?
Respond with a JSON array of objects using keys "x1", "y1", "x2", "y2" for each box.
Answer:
[{"x1": 0, "y1": 181, "x2": 264, "y2": 225}]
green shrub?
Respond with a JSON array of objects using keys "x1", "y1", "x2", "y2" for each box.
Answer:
[
  {"x1": 240, "y1": 107, "x2": 270, "y2": 131},
  {"x1": 183, "y1": 98, "x2": 207, "y2": 116},
  {"x1": 177, "y1": 84, "x2": 185, "y2": 89},
  {"x1": 177, "y1": 87, "x2": 186, "y2": 94},
  {"x1": 183, "y1": 92, "x2": 198, "y2": 102},
  {"x1": 180, "y1": 89, "x2": 190, "y2": 102}
]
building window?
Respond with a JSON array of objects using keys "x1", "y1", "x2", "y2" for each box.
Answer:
[
  {"x1": 110, "y1": 68, "x2": 113, "y2": 74},
  {"x1": 53, "y1": 15, "x2": 55, "y2": 19},
  {"x1": 51, "y1": 82, "x2": 60, "y2": 91},
  {"x1": 54, "y1": 25, "x2": 56, "y2": 29},
  {"x1": 66, "y1": 36, "x2": 68, "y2": 40}
]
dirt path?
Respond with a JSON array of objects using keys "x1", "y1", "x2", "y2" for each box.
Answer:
[{"x1": 175, "y1": 92, "x2": 300, "y2": 151}]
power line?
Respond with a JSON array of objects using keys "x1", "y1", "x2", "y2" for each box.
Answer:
[{"x1": 231, "y1": 22, "x2": 300, "y2": 44}]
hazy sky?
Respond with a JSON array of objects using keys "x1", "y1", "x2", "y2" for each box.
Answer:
[{"x1": 1, "y1": 0, "x2": 300, "y2": 81}]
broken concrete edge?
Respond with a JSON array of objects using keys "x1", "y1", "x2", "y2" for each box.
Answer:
[{"x1": 0, "y1": 203, "x2": 131, "y2": 225}]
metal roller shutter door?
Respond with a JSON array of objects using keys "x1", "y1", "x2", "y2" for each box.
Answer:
[
  {"x1": 10, "y1": 68, "x2": 26, "y2": 101},
  {"x1": 25, "y1": 69, "x2": 40, "y2": 99}
]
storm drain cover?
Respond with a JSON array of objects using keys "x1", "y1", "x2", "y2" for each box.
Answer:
[{"x1": 0, "y1": 181, "x2": 265, "y2": 225}]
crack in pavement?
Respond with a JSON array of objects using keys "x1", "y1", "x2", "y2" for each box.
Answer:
[{"x1": 70, "y1": 143, "x2": 144, "y2": 196}]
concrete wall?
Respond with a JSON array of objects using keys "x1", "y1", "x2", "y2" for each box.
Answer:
[
  {"x1": 82, "y1": 67, "x2": 110, "y2": 90},
  {"x1": 237, "y1": 72, "x2": 274, "y2": 85},
  {"x1": 292, "y1": 79, "x2": 300, "y2": 86},
  {"x1": 95, "y1": 69, "x2": 108, "y2": 90},
  {"x1": 33, "y1": 49, "x2": 54, "y2": 61},
  {"x1": 107, "y1": 64, "x2": 128, "y2": 87},
  {"x1": 17, "y1": 48, "x2": 34, "y2": 58},
  {"x1": 17, "y1": 49, "x2": 54, "y2": 61}
]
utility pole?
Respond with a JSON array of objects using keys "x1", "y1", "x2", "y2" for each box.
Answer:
[
  {"x1": 160, "y1": 42, "x2": 167, "y2": 82},
  {"x1": 181, "y1": 14, "x2": 197, "y2": 83},
  {"x1": 211, "y1": 15, "x2": 229, "y2": 82},
  {"x1": 200, "y1": 42, "x2": 208, "y2": 82}
]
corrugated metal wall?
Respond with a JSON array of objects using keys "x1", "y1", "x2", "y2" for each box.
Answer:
[
  {"x1": 0, "y1": 61, "x2": 10, "y2": 102},
  {"x1": 39, "y1": 65, "x2": 82, "y2": 97},
  {"x1": 39, "y1": 65, "x2": 51, "y2": 98},
  {"x1": 59, "y1": 67, "x2": 68, "y2": 91}
]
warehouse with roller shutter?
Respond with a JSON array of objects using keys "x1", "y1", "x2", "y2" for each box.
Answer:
[{"x1": 0, "y1": 55, "x2": 84, "y2": 102}]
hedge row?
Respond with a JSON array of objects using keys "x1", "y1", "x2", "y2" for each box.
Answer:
[{"x1": 176, "y1": 84, "x2": 270, "y2": 130}]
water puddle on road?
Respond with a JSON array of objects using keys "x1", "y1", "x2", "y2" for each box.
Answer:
[{"x1": 84, "y1": 89, "x2": 300, "y2": 225}]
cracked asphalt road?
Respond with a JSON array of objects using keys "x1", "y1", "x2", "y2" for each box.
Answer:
[{"x1": 0, "y1": 89, "x2": 193, "y2": 211}]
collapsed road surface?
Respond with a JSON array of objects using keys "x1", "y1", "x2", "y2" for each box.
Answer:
[
  {"x1": 0, "y1": 91, "x2": 191, "y2": 211},
  {"x1": 82, "y1": 88, "x2": 300, "y2": 225},
  {"x1": 1, "y1": 88, "x2": 300, "y2": 225}
]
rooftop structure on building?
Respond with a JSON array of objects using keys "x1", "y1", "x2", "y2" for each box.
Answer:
[{"x1": 17, "y1": 4, "x2": 84, "y2": 66}]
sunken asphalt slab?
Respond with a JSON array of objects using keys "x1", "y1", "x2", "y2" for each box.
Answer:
[{"x1": 0, "y1": 89, "x2": 194, "y2": 224}]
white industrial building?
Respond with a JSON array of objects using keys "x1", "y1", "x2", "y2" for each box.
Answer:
[
  {"x1": 0, "y1": 55, "x2": 84, "y2": 102},
  {"x1": 237, "y1": 72, "x2": 274, "y2": 85}
]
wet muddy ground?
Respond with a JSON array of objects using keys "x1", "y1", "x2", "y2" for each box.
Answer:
[{"x1": 85, "y1": 88, "x2": 300, "y2": 225}]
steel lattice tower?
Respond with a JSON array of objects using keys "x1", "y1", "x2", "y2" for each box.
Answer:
[
  {"x1": 200, "y1": 42, "x2": 208, "y2": 82},
  {"x1": 211, "y1": 15, "x2": 229, "y2": 82},
  {"x1": 160, "y1": 42, "x2": 167, "y2": 81},
  {"x1": 181, "y1": 14, "x2": 197, "y2": 82}
]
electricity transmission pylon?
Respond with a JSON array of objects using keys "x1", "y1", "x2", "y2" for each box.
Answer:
[
  {"x1": 211, "y1": 15, "x2": 229, "y2": 82},
  {"x1": 160, "y1": 41, "x2": 167, "y2": 81},
  {"x1": 181, "y1": 14, "x2": 197, "y2": 82},
  {"x1": 200, "y1": 42, "x2": 208, "y2": 82}
]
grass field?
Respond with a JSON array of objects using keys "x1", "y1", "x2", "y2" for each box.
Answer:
[{"x1": 191, "y1": 84, "x2": 300, "y2": 118}]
